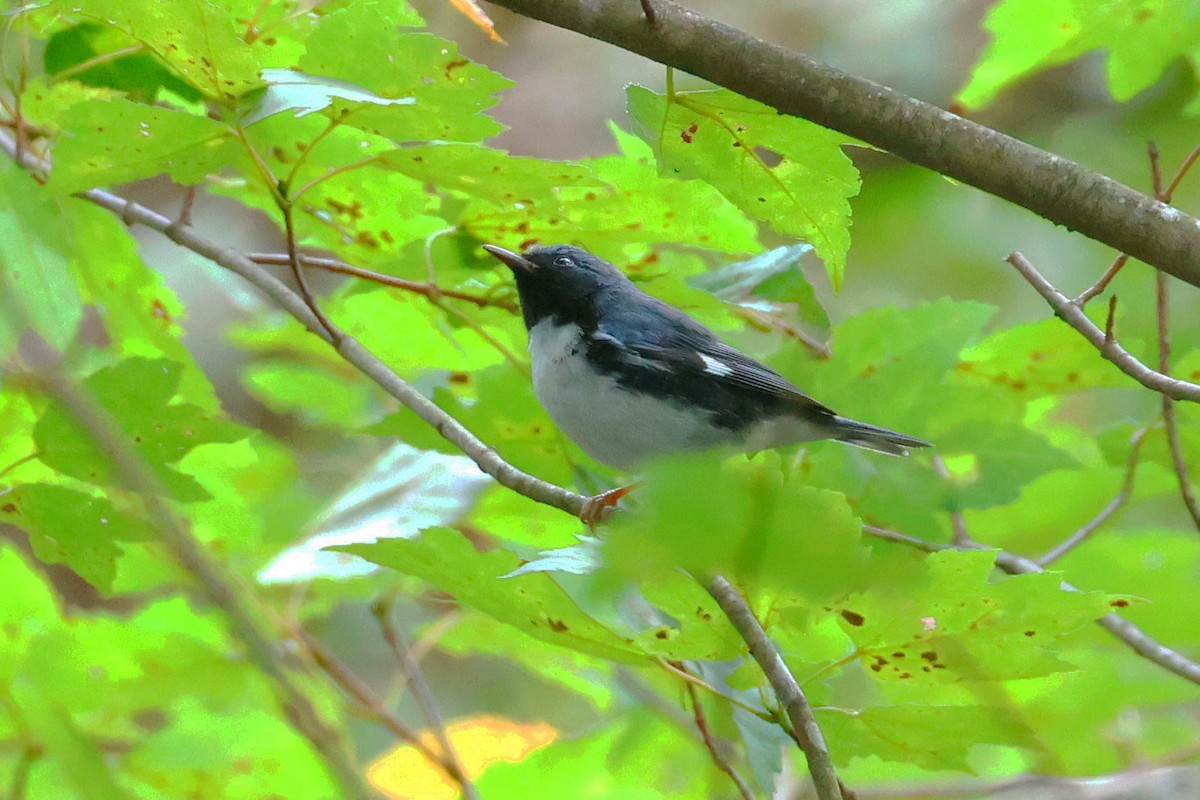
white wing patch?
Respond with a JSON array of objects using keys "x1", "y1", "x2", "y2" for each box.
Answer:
[{"x1": 698, "y1": 353, "x2": 734, "y2": 377}]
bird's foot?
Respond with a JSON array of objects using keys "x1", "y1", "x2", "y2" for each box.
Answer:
[{"x1": 580, "y1": 483, "x2": 638, "y2": 530}]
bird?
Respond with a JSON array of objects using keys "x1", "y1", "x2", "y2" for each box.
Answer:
[{"x1": 483, "y1": 243, "x2": 930, "y2": 521}]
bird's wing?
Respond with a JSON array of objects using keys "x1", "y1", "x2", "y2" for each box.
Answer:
[{"x1": 590, "y1": 294, "x2": 836, "y2": 417}]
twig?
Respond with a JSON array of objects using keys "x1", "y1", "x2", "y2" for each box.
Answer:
[
  {"x1": 7, "y1": 742, "x2": 39, "y2": 800},
  {"x1": 248, "y1": 252, "x2": 514, "y2": 310},
  {"x1": 706, "y1": 575, "x2": 844, "y2": 800},
  {"x1": 1103, "y1": 294, "x2": 1118, "y2": 347},
  {"x1": 1074, "y1": 253, "x2": 1129, "y2": 306},
  {"x1": 299, "y1": 629, "x2": 428, "y2": 745},
  {"x1": 0, "y1": 452, "x2": 39, "y2": 482},
  {"x1": 280, "y1": 196, "x2": 340, "y2": 341},
  {"x1": 733, "y1": 305, "x2": 831, "y2": 360},
  {"x1": 297, "y1": 629, "x2": 454, "y2": 777},
  {"x1": 372, "y1": 598, "x2": 480, "y2": 800},
  {"x1": 175, "y1": 185, "x2": 197, "y2": 229},
  {"x1": 1149, "y1": 143, "x2": 1200, "y2": 533},
  {"x1": 1037, "y1": 429, "x2": 1147, "y2": 566},
  {"x1": 862, "y1": 525, "x2": 1200, "y2": 685},
  {"x1": 1162, "y1": 393, "x2": 1200, "y2": 531},
  {"x1": 684, "y1": 681, "x2": 755, "y2": 800},
  {"x1": 931, "y1": 456, "x2": 969, "y2": 546},
  {"x1": 639, "y1": 0, "x2": 657, "y2": 24},
  {"x1": 1156, "y1": 270, "x2": 1200, "y2": 532},
  {"x1": 15, "y1": 344, "x2": 374, "y2": 800},
  {"x1": 1005, "y1": 252, "x2": 1200, "y2": 403},
  {"x1": 1163, "y1": 143, "x2": 1200, "y2": 201},
  {"x1": 658, "y1": 658, "x2": 775, "y2": 721},
  {"x1": 1149, "y1": 141, "x2": 1164, "y2": 199}
]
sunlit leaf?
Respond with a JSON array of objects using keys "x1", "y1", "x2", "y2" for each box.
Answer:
[
  {"x1": 627, "y1": 86, "x2": 859, "y2": 287},
  {"x1": 960, "y1": 0, "x2": 1200, "y2": 108},
  {"x1": 297, "y1": 4, "x2": 511, "y2": 142},
  {"x1": 368, "y1": 717, "x2": 555, "y2": 800},
  {"x1": 34, "y1": 358, "x2": 245, "y2": 501},
  {"x1": 338, "y1": 528, "x2": 648, "y2": 662},
  {"x1": 0, "y1": 161, "x2": 82, "y2": 353},
  {"x1": 49, "y1": 0, "x2": 261, "y2": 99},
  {"x1": 243, "y1": 68, "x2": 416, "y2": 126},
  {"x1": 2, "y1": 483, "x2": 154, "y2": 592},
  {"x1": 47, "y1": 98, "x2": 241, "y2": 194}
]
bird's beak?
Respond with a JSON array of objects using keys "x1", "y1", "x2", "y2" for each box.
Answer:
[{"x1": 483, "y1": 244, "x2": 536, "y2": 274}]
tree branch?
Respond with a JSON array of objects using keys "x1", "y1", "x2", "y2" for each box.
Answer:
[
  {"x1": 485, "y1": 0, "x2": 1200, "y2": 290},
  {"x1": 1037, "y1": 428, "x2": 1146, "y2": 566},
  {"x1": 16, "y1": 343, "x2": 376, "y2": 800},
  {"x1": 247, "y1": 252, "x2": 516, "y2": 310},
  {"x1": 1006, "y1": 252, "x2": 1200, "y2": 403},
  {"x1": 684, "y1": 681, "x2": 755, "y2": 800},
  {"x1": 372, "y1": 598, "x2": 480, "y2": 800},
  {"x1": 706, "y1": 575, "x2": 844, "y2": 800},
  {"x1": 298, "y1": 628, "x2": 472, "y2": 792}
]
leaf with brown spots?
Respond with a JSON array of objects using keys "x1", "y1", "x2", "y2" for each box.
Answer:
[
  {"x1": 337, "y1": 528, "x2": 647, "y2": 663},
  {"x1": 46, "y1": 98, "x2": 241, "y2": 195},
  {"x1": 628, "y1": 86, "x2": 859, "y2": 288},
  {"x1": 51, "y1": 0, "x2": 261, "y2": 99},
  {"x1": 835, "y1": 549, "x2": 1117, "y2": 683}
]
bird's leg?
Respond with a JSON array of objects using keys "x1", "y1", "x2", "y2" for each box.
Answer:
[{"x1": 580, "y1": 482, "x2": 639, "y2": 529}]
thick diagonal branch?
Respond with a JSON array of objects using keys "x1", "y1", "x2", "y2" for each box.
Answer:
[{"x1": 486, "y1": 0, "x2": 1200, "y2": 290}]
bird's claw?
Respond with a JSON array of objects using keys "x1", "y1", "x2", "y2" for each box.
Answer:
[{"x1": 579, "y1": 483, "x2": 638, "y2": 530}]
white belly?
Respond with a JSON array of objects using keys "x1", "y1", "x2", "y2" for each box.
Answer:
[{"x1": 527, "y1": 321, "x2": 732, "y2": 470}]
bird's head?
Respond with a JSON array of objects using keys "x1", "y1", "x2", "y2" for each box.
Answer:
[{"x1": 484, "y1": 244, "x2": 626, "y2": 329}]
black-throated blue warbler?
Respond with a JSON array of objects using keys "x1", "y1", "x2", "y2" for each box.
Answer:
[{"x1": 484, "y1": 243, "x2": 929, "y2": 516}]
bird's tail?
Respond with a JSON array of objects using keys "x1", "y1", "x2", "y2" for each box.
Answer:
[{"x1": 830, "y1": 416, "x2": 931, "y2": 457}]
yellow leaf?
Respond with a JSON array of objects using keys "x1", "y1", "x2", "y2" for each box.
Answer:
[{"x1": 367, "y1": 716, "x2": 556, "y2": 799}]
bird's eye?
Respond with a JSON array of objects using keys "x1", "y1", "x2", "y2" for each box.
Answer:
[{"x1": 553, "y1": 256, "x2": 573, "y2": 267}]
